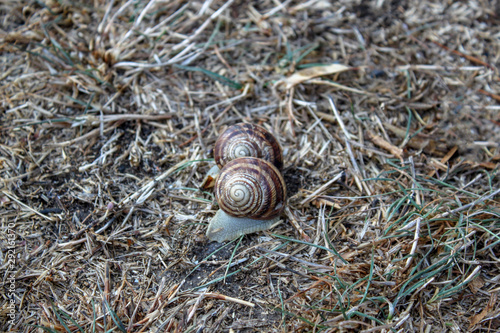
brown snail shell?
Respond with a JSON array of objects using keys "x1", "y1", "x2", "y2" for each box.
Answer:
[
  {"x1": 214, "y1": 123, "x2": 283, "y2": 170},
  {"x1": 215, "y1": 157, "x2": 286, "y2": 219},
  {"x1": 206, "y1": 157, "x2": 287, "y2": 242}
]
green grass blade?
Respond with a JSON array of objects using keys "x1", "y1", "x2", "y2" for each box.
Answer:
[
  {"x1": 28, "y1": 325, "x2": 59, "y2": 333},
  {"x1": 103, "y1": 299, "x2": 126, "y2": 333},
  {"x1": 91, "y1": 298, "x2": 96, "y2": 333},
  {"x1": 273, "y1": 234, "x2": 348, "y2": 264},
  {"x1": 224, "y1": 235, "x2": 243, "y2": 283},
  {"x1": 49, "y1": 300, "x2": 71, "y2": 333},
  {"x1": 174, "y1": 64, "x2": 243, "y2": 89},
  {"x1": 58, "y1": 309, "x2": 85, "y2": 333}
]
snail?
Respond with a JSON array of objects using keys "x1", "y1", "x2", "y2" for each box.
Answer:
[
  {"x1": 201, "y1": 123, "x2": 283, "y2": 190},
  {"x1": 206, "y1": 157, "x2": 287, "y2": 242}
]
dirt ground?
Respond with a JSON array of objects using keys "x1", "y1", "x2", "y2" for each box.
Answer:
[{"x1": 1, "y1": 0, "x2": 499, "y2": 332}]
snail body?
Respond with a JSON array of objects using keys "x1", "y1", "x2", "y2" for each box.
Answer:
[
  {"x1": 214, "y1": 123, "x2": 283, "y2": 170},
  {"x1": 206, "y1": 157, "x2": 287, "y2": 242}
]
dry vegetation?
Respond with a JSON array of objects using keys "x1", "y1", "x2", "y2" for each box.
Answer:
[{"x1": 1, "y1": 0, "x2": 500, "y2": 332}]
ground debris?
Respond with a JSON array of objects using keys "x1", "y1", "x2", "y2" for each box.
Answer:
[{"x1": 0, "y1": 0, "x2": 498, "y2": 332}]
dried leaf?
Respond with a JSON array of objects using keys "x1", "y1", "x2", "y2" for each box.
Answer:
[
  {"x1": 469, "y1": 293, "x2": 497, "y2": 328},
  {"x1": 200, "y1": 174, "x2": 216, "y2": 189},
  {"x1": 200, "y1": 165, "x2": 220, "y2": 189},
  {"x1": 284, "y1": 64, "x2": 351, "y2": 89}
]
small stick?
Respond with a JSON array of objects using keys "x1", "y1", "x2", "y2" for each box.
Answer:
[
  {"x1": 203, "y1": 292, "x2": 255, "y2": 307},
  {"x1": 284, "y1": 206, "x2": 311, "y2": 242},
  {"x1": 2, "y1": 191, "x2": 54, "y2": 221},
  {"x1": 404, "y1": 217, "x2": 421, "y2": 270},
  {"x1": 478, "y1": 89, "x2": 500, "y2": 102},
  {"x1": 305, "y1": 105, "x2": 335, "y2": 143},
  {"x1": 432, "y1": 41, "x2": 494, "y2": 70},
  {"x1": 205, "y1": 84, "x2": 251, "y2": 112},
  {"x1": 396, "y1": 64, "x2": 485, "y2": 71},
  {"x1": 214, "y1": 45, "x2": 236, "y2": 75},
  {"x1": 172, "y1": 0, "x2": 236, "y2": 51},
  {"x1": 408, "y1": 157, "x2": 421, "y2": 206},
  {"x1": 307, "y1": 79, "x2": 370, "y2": 95},
  {"x1": 427, "y1": 146, "x2": 458, "y2": 177},
  {"x1": 121, "y1": 160, "x2": 188, "y2": 205},
  {"x1": 326, "y1": 98, "x2": 369, "y2": 194},
  {"x1": 344, "y1": 138, "x2": 366, "y2": 195},
  {"x1": 53, "y1": 121, "x2": 122, "y2": 147},
  {"x1": 58, "y1": 238, "x2": 87, "y2": 247},
  {"x1": 366, "y1": 130, "x2": 403, "y2": 159},
  {"x1": 186, "y1": 291, "x2": 206, "y2": 323},
  {"x1": 92, "y1": 114, "x2": 172, "y2": 123},
  {"x1": 257, "y1": 247, "x2": 334, "y2": 270},
  {"x1": 327, "y1": 96, "x2": 353, "y2": 140},
  {"x1": 315, "y1": 111, "x2": 337, "y2": 123},
  {"x1": 300, "y1": 172, "x2": 344, "y2": 206},
  {"x1": 179, "y1": 124, "x2": 211, "y2": 148}
]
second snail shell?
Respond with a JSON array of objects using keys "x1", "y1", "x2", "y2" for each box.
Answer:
[
  {"x1": 214, "y1": 123, "x2": 283, "y2": 170},
  {"x1": 215, "y1": 157, "x2": 286, "y2": 220}
]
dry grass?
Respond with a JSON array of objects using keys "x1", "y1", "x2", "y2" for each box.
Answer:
[{"x1": 1, "y1": 0, "x2": 499, "y2": 332}]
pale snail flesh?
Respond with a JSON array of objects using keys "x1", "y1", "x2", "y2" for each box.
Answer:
[
  {"x1": 214, "y1": 123, "x2": 283, "y2": 170},
  {"x1": 206, "y1": 157, "x2": 287, "y2": 242}
]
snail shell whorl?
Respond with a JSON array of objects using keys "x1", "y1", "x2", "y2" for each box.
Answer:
[
  {"x1": 215, "y1": 157, "x2": 286, "y2": 220},
  {"x1": 214, "y1": 123, "x2": 283, "y2": 170}
]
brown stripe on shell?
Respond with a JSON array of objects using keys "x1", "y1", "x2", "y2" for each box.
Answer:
[
  {"x1": 215, "y1": 157, "x2": 286, "y2": 220},
  {"x1": 214, "y1": 123, "x2": 283, "y2": 170}
]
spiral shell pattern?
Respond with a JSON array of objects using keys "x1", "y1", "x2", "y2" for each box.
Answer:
[
  {"x1": 215, "y1": 157, "x2": 286, "y2": 220},
  {"x1": 214, "y1": 123, "x2": 283, "y2": 170}
]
